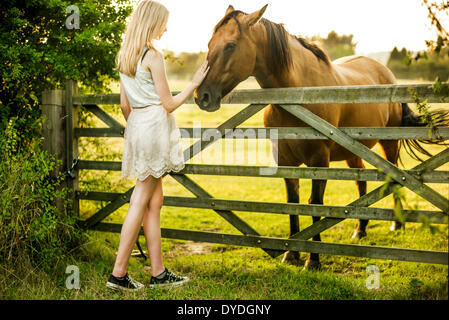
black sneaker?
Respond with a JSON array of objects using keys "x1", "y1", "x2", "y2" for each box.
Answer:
[
  {"x1": 106, "y1": 273, "x2": 144, "y2": 291},
  {"x1": 149, "y1": 268, "x2": 189, "y2": 288}
]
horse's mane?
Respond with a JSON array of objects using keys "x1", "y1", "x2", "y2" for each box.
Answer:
[
  {"x1": 213, "y1": 10, "x2": 244, "y2": 33},
  {"x1": 214, "y1": 11, "x2": 330, "y2": 77},
  {"x1": 260, "y1": 18, "x2": 330, "y2": 77}
]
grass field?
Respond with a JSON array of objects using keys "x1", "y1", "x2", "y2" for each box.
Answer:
[{"x1": 3, "y1": 78, "x2": 447, "y2": 300}]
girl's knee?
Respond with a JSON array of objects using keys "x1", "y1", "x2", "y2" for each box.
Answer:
[
  {"x1": 130, "y1": 195, "x2": 150, "y2": 210},
  {"x1": 148, "y1": 194, "x2": 164, "y2": 211}
]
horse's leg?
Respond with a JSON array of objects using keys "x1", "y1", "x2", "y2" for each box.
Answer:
[
  {"x1": 303, "y1": 178, "x2": 327, "y2": 270},
  {"x1": 379, "y1": 140, "x2": 404, "y2": 231},
  {"x1": 281, "y1": 178, "x2": 302, "y2": 265},
  {"x1": 347, "y1": 157, "x2": 368, "y2": 239},
  {"x1": 276, "y1": 141, "x2": 302, "y2": 265},
  {"x1": 303, "y1": 152, "x2": 329, "y2": 271}
]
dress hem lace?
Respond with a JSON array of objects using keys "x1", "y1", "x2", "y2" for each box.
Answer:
[{"x1": 122, "y1": 162, "x2": 185, "y2": 181}]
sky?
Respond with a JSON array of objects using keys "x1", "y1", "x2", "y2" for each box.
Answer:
[{"x1": 145, "y1": 0, "x2": 442, "y2": 55}]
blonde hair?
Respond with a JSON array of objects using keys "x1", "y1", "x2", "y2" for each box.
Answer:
[{"x1": 117, "y1": 0, "x2": 169, "y2": 77}]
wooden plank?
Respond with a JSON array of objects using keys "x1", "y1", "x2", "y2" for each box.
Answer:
[
  {"x1": 75, "y1": 93, "x2": 120, "y2": 105},
  {"x1": 416, "y1": 147, "x2": 449, "y2": 171},
  {"x1": 83, "y1": 104, "x2": 124, "y2": 129},
  {"x1": 73, "y1": 84, "x2": 449, "y2": 105},
  {"x1": 77, "y1": 160, "x2": 449, "y2": 184},
  {"x1": 180, "y1": 127, "x2": 449, "y2": 140},
  {"x1": 292, "y1": 218, "x2": 343, "y2": 242},
  {"x1": 77, "y1": 126, "x2": 449, "y2": 140},
  {"x1": 222, "y1": 84, "x2": 449, "y2": 105},
  {"x1": 178, "y1": 164, "x2": 449, "y2": 183},
  {"x1": 66, "y1": 80, "x2": 80, "y2": 216},
  {"x1": 281, "y1": 104, "x2": 449, "y2": 213},
  {"x1": 89, "y1": 223, "x2": 448, "y2": 265},
  {"x1": 42, "y1": 89, "x2": 67, "y2": 214},
  {"x1": 75, "y1": 128, "x2": 124, "y2": 138},
  {"x1": 76, "y1": 191, "x2": 447, "y2": 224},
  {"x1": 78, "y1": 160, "x2": 122, "y2": 171}
]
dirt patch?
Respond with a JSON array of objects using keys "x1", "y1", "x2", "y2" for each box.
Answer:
[
  {"x1": 184, "y1": 241, "x2": 211, "y2": 255},
  {"x1": 175, "y1": 241, "x2": 212, "y2": 255},
  {"x1": 163, "y1": 240, "x2": 213, "y2": 259}
]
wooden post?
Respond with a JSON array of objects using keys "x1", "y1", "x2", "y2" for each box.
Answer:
[
  {"x1": 41, "y1": 89, "x2": 67, "y2": 214},
  {"x1": 66, "y1": 80, "x2": 79, "y2": 217}
]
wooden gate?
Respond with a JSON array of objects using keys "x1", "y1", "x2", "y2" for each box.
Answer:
[{"x1": 59, "y1": 80, "x2": 448, "y2": 265}]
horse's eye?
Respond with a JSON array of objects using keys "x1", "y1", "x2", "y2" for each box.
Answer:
[{"x1": 224, "y1": 43, "x2": 236, "y2": 53}]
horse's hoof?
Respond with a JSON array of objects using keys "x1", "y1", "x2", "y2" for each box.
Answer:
[
  {"x1": 390, "y1": 221, "x2": 403, "y2": 232},
  {"x1": 302, "y1": 259, "x2": 321, "y2": 271},
  {"x1": 351, "y1": 230, "x2": 367, "y2": 239},
  {"x1": 281, "y1": 251, "x2": 302, "y2": 266}
]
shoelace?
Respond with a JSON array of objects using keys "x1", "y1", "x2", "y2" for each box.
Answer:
[
  {"x1": 125, "y1": 274, "x2": 140, "y2": 288},
  {"x1": 166, "y1": 270, "x2": 183, "y2": 281}
]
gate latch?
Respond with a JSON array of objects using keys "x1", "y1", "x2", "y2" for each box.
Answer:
[{"x1": 67, "y1": 157, "x2": 80, "y2": 179}]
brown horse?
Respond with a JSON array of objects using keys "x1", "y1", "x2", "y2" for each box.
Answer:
[{"x1": 195, "y1": 5, "x2": 448, "y2": 269}]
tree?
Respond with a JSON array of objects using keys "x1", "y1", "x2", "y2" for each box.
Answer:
[
  {"x1": 0, "y1": 0, "x2": 133, "y2": 144},
  {"x1": 387, "y1": 46, "x2": 449, "y2": 81},
  {"x1": 389, "y1": 47, "x2": 408, "y2": 63},
  {"x1": 422, "y1": 0, "x2": 448, "y2": 55},
  {"x1": 309, "y1": 30, "x2": 357, "y2": 61},
  {"x1": 406, "y1": 0, "x2": 449, "y2": 63},
  {"x1": 164, "y1": 50, "x2": 207, "y2": 80}
]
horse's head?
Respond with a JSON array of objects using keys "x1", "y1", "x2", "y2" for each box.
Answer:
[{"x1": 195, "y1": 4, "x2": 268, "y2": 112}]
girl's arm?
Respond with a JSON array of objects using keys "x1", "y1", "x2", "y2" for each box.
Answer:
[
  {"x1": 147, "y1": 50, "x2": 209, "y2": 113},
  {"x1": 120, "y1": 80, "x2": 132, "y2": 121}
]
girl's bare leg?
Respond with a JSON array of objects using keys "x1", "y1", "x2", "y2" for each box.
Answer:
[
  {"x1": 142, "y1": 177, "x2": 165, "y2": 277},
  {"x1": 112, "y1": 175, "x2": 161, "y2": 277}
]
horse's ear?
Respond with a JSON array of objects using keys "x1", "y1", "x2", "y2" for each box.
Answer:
[
  {"x1": 244, "y1": 4, "x2": 268, "y2": 26},
  {"x1": 225, "y1": 5, "x2": 235, "y2": 16}
]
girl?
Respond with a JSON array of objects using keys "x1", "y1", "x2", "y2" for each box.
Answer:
[{"x1": 106, "y1": 0, "x2": 209, "y2": 291}]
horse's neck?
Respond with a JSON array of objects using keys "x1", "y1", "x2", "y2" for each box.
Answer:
[{"x1": 253, "y1": 33, "x2": 337, "y2": 88}]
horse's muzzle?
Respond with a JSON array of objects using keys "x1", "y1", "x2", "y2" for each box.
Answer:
[{"x1": 194, "y1": 89, "x2": 221, "y2": 112}]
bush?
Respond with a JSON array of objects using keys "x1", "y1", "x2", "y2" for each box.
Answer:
[
  {"x1": 0, "y1": 117, "x2": 85, "y2": 272},
  {"x1": 0, "y1": 0, "x2": 133, "y2": 144}
]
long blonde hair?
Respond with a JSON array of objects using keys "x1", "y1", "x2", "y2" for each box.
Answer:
[{"x1": 117, "y1": 0, "x2": 169, "y2": 77}]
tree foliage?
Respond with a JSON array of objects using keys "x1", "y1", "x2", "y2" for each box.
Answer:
[
  {"x1": 0, "y1": 0, "x2": 133, "y2": 144},
  {"x1": 387, "y1": 46, "x2": 449, "y2": 81},
  {"x1": 309, "y1": 30, "x2": 357, "y2": 61},
  {"x1": 422, "y1": 0, "x2": 449, "y2": 55},
  {"x1": 163, "y1": 50, "x2": 207, "y2": 80},
  {"x1": 406, "y1": 1, "x2": 449, "y2": 63}
]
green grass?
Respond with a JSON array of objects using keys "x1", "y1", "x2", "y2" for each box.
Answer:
[{"x1": 2, "y1": 78, "x2": 447, "y2": 300}]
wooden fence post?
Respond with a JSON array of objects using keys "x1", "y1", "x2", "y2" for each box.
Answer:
[
  {"x1": 66, "y1": 80, "x2": 79, "y2": 217},
  {"x1": 41, "y1": 89, "x2": 67, "y2": 214}
]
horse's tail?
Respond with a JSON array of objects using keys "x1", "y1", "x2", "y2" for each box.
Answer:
[{"x1": 399, "y1": 102, "x2": 449, "y2": 163}]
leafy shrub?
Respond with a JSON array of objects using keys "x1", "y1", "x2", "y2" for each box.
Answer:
[
  {"x1": 0, "y1": 117, "x2": 85, "y2": 272},
  {"x1": 0, "y1": 0, "x2": 133, "y2": 143}
]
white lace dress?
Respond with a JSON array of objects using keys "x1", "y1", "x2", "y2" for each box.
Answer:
[{"x1": 120, "y1": 48, "x2": 185, "y2": 181}]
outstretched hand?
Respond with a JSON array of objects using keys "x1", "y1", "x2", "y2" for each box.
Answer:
[{"x1": 192, "y1": 60, "x2": 210, "y2": 88}]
